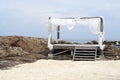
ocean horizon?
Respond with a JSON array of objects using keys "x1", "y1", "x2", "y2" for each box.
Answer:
[{"x1": 59, "y1": 38, "x2": 98, "y2": 43}]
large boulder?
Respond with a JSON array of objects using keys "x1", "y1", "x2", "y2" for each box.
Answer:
[
  {"x1": 0, "y1": 36, "x2": 49, "y2": 58},
  {"x1": 0, "y1": 36, "x2": 48, "y2": 53},
  {"x1": 0, "y1": 36, "x2": 49, "y2": 69}
]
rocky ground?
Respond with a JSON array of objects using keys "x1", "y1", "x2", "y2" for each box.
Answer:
[
  {"x1": 0, "y1": 36, "x2": 49, "y2": 69},
  {"x1": 0, "y1": 36, "x2": 120, "y2": 70}
]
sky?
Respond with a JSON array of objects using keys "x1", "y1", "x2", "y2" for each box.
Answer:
[{"x1": 0, "y1": 0, "x2": 120, "y2": 42}]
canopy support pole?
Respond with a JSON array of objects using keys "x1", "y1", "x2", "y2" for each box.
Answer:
[
  {"x1": 100, "y1": 17, "x2": 105, "y2": 59},
  {"x1": 48, "y1": 17, "x2": 53, "y2": 50},
  {"x1": 56, "y1": 25, "x2": 60, "y2": 43}
]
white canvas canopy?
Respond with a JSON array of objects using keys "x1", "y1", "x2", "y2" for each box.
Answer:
[{"x1": 48, "y1": 17, "x2": 105, "y2": 50}]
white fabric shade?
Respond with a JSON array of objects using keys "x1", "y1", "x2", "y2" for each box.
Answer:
[{"x1": 48, "y1": 17, "x2": 105, "y2": 50}]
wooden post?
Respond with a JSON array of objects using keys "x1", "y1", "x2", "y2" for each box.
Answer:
[
  {"x1": 56, "y1": 25, "x2": 60, "y2": 43},
  {"x1": 48, "y1": 17, "x2": 52, "y2": 44},
  {"x1": 100, "y1": 17, "x2": 105, "y2": 59},
  {"x1": 100, "y1": 17, "x2": 103, "y2": 32}
]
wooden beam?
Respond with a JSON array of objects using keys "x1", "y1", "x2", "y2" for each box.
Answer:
[
  {"x1": 57, "y1": 25, "x2": 60, "y2": 43},
  {"x1": 100, "y1": 17, "x2": 103, "y2": 32},
  {"x1": 80, "y1": 17, "x2": 104, "y2": 32},
  {"x1": 48, "y1": 17, "x2": 52, "y2": 44}
]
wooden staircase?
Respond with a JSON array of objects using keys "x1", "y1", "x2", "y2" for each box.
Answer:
[{"x1": 73, "y1": 46, "x2": 97, "y2": 61}]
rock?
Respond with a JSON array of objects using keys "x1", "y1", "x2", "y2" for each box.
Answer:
[
  {"x1": 0, "y1": 60, "x2": 18, "y2": 70},
  {"x1": 0, "y1": 36, "x2": 50, "y2": 69},
  {"x1": 0, "y1": 36, "x2": 49, "y2": 54},
  {"x1": 7, "y1": 47, "x2": 23, "y2": 56},
  {"x1": 0, "y1": 49, "x2": 7, "y2": 57},
  {"x1": 0, "y1": 46, "x2": 8, "y2": 57}
]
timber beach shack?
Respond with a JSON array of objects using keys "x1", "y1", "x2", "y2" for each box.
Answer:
[{"x1": 48, "y1": 17, "x2": 105, "y2": 61}]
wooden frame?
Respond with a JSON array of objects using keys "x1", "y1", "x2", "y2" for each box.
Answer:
[{"x1": 48, "y1": 16, "x2": 104, "y2": 50}]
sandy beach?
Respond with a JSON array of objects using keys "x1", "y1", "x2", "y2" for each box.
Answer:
[{"x1": 0, "y1": 60, "x2": 120, "y2": 80}]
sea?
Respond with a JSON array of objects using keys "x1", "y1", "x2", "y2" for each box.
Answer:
[
  {"x1": 115, "y1": 45, "x2": 120, "y2": 48},
  {"x1": 62, "y1": 39, "x2": 98, "y2": 43}
]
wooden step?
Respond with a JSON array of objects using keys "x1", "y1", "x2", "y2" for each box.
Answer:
[
  {"x1": 75, "y1": 51, "x2": 96, "y2": 52},
  {"x1": 75, "y1": 56, "x2": 95, "y2": 58},
  {"x1": 73, "y1": 46, "x2": 97, "y2": 61},
  {"x1": 75, "y1": 53, "x2": 95, "y2": 55},
  {"x1": 74, "y1": 58, "x2": 95, "y2": 61}
]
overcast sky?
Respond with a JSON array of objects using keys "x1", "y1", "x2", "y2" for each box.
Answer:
[{"x1": 0, "y1": 0, "x2": 120, "y2": 41}]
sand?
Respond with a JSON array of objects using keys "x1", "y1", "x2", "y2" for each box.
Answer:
[{"x1": 0, "y1": 60, "x2": 120, "y2": 80}]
